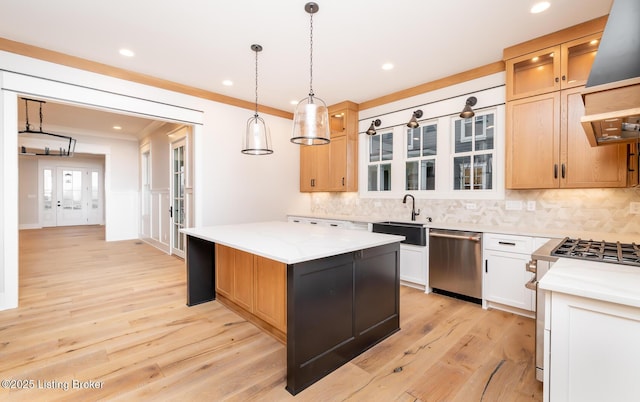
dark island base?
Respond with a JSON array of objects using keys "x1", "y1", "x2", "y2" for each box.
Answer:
[
  {"x1": 286, "y1": 243, "x2": 400, "y2": 395},
  {"x1": 185, "y1": 236, "x2": 401, "y2": 396}
]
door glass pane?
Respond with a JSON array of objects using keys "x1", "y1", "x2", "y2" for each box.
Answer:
[
  {"x1": 91, "y1": 171, "x2": 99, "y2": 209},
  {"x1": 368, "y1": 165, "x2": 378, "y2": 191},
  {"x1": 369, "y1": 135, "x2": 380, "y2": 162},
  {"x1": 380, "y1": 163, "x2": 391, "y2": 191},
  {"x1": 474, "y1": 114, "x2": 495, "y2": 151},
  {"x1": 453, "y1": 156, "x2": 472, "y2": 190},
  {"x1": 62, "y1": 170, "x2": 83, "y2": 210},
  {"x1": 43, "y1": 169, "x2": 52, "y2": 209},
  {"x1": 454, "y1": 119, "x2": 473, "y2": 153},
  {"x1": 406, "y1": 161, "x2": 418, "y2": 190},
  {"x1": 421, "y1": 159, "x2": 436, "y2": 190}
]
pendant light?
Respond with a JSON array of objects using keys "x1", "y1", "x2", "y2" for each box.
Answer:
[
  {"x1": 242, "y1": 44, "x2": 273, "y2": 155},
  {"x1": 291, "y1": 2, "x2": 330, "y2": 146}
]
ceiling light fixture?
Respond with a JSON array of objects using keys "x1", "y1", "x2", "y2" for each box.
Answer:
[
  {"x1": 18, "y1": 98, "x2": 76, "y2": 157},
  {"x1": 119, "y1": 48, "x2": 135, "y2": 57},
  {"x1": 291, "y1": 2, "x2": 330, "y2": 146},
  {"x1": 222, "y1": 80, "x2": 233, "y2": 86},
  {"x1": 530, "y1": 1, "x2": 551, "y2": 14},
  {"x1": 242, "y1": 44, "x2": 273, "y2": 155},
  {"x1": 459, "y1": 96, "x2": 477, "y2": 119},
  {"x1": 366, "y1": 119, "x2": 382, "y2": 136},
  {"x1": 382, "y1": 63, "x2": 394, "y2": 71},
  {"x1": 406, "y1": 110, "x2": 423, "y2": 129}
]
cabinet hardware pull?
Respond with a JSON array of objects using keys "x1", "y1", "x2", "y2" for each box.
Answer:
[
  {"x1": 311, "y1": 179, "x2": 315, "y2": 187},
  {"x1": 555, "y1": 77, "x2": 559, "y2": 83},
  {"x1": 342, "y1": 177, "x2": 345, "y2": 186},
  {"x1": 525, "y1": 278, "x2": 537, "y2": 291},
  {"x1": 498, "y1": 241, "x2": 516, "y2": 246},
  {"x1": 561, "y1": 163, "x2": 566, "y2": 178},
  {"x1": 485, "y1": 260, "x2": 488, "y2": 273},
  {"x1": 554, "y1": 164, "x2": 558, "y2": 179},
  {"x1": 561, "y1": 75, "x2": 566, "y2": 81}
]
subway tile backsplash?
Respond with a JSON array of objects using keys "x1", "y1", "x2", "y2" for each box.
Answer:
[{"x1": 310, "y1": 188, "x2": 640, "y2": 235}]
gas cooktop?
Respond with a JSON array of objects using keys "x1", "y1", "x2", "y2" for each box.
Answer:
[{"x1": 551, "y1": 237, "x2": 640, "y2": 267}]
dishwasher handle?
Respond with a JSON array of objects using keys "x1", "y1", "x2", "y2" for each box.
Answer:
[{"x1": 430, "y1": 231, "x2": 481, "y2": 242}]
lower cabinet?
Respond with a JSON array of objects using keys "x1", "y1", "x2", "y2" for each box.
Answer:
[
  {"x1": 400, "y1": 243, "x2": 429, "y2": 290},
  {"x1": 545, "y1": 292, "x2": 640, "y2": 402},
  {"x1": 483, "y1": 233, "x2": 545, "y2": 317},
  {"x1": 215, "y1": 244, "x2": 287, "y2": 338}
]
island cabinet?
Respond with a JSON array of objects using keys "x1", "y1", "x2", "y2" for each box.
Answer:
[
  {"x1": 215, "y1": 244, "x2": 286, "y2": 340},
  {"x1": 299, "y1": 101, "x2": 358, "y2": 192},
  {"x1": 504, "y1": 17, "x2": 629, "y2": 189}
]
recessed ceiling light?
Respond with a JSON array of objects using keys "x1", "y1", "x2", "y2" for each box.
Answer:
[
  {"x1": 382, "y1": 63, "x2": 394, "y2": 71},
  {"x1": 119, "y1": 48, "x2": 135, "y2": 57},
  {"x1": 222, "y1": 80, "x2": 233, "y2": 86},
  {"x1": 113, "y1": 125, "x2": 122, "y2": 130},
  {"x1": 530, "y1": 2, "x2": 551, "y2": 14},
  {"x1": 290, "y1": 100, "x2": 299, "y2": 105}
]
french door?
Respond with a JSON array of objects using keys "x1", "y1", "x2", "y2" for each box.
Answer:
[
  {"x1": 41, "y1": 166, "x2": 103, "y2": 227},
  {"x1": 171, "y1": 139, "x2": 186, "y2": 258}
]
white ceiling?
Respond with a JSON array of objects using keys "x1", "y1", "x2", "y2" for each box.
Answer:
[{"x1": 2, "y1": 0, "x2": 613, "y2": 135}]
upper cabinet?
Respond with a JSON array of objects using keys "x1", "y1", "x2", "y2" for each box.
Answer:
[
  {"x1": 299, "y1": 101, "x2": 359, "y2": 192},
  {"x1": 504, "y1": 17, "x2": 634, "y2": 189},
  {"x1": 506, "y1": 33, "x2": 601, "y2": 101}
]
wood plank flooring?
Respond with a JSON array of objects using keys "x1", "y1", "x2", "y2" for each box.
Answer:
[{"x1": 0, "y1": 225, "x2": 543, "y2": 401}]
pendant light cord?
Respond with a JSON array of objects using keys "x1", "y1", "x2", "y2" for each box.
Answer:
[
  {"x1": 254, "y1": 47, "x2": 259, "y2": 117},
  {"x1": 308, "y1": 11, "x2": 314, "y2": 98}
]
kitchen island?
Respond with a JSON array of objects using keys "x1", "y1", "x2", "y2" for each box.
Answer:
[{"x1": 181, "y1": 221, "x2": 404, "y2": 395}]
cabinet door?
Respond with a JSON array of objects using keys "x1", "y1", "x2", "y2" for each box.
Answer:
[
  {"x1": 400, "y1": 245, "x2": 427, "y2": 286},
  {"x1": 300, "y1": 144, "x2": 330, "y2": 192},
  {"x1": 560, "y1": 33, "x2": 600, "y2": 90},
  {"x1": 560, "y1": 87, "x2": 628, "y2": 188},
  {"x1": 233, "y1": 249, "x2": 254, "y2": 312},
  {"x1": 215, "y1": 244, "x2": 234, "y2": 298},
  {"x1": 330, "y1": 108, "x2": 347, "y2": 137},
  {"x1": 329, "y1": 136, "x2": 347, "y2": 190},
  {"x1": 484, "y1": 251, "x2": 534, "y2": 311},
  {"x1": 506, "y1": 92, "x2": 561, "y2": 189},
  {"x1": 506, "y1": 46, "x2": 560, "y2": 101},
  {"x1": 253, "y1": 255, "x2": 287, "y2": 333}
]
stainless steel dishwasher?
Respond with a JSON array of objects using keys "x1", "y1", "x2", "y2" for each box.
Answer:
[{"x1": 428, "y1": 229, "x2": 482, "y2": 303}]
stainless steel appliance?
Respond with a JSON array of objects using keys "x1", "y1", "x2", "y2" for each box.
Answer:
[
  {"x1": 429, "y1": 229, "x2": 482, "y2": 303},
  {"x1": 528, "y1": 237, "x2": 640, "y2": 382}
]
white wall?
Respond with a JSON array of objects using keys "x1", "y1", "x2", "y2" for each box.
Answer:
[
  {"x1": 18, "y1": 156, "x2": 38, "y2": 228},
  {"x1": 0, "y1": 51, "x2": 310, "y2": 310}
]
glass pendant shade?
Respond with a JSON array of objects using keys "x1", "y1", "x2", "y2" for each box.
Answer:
[
  {"x1": 243, "y1": 114, "x2": 273, "y2": 155},
  {"x1": 291, "y1": 96, "x2": 330, "y2": 145}
]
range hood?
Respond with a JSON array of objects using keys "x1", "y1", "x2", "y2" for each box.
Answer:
[{"x1": 581, "y1": 0, "x2": 640, "y2": 146}]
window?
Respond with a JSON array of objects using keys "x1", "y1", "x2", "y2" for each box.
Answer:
[
  {"x1": 452, "y1": 112, "x2": 495, "y2": 190},
  {"x1": 406, "y1": 123, "x2": 437, "y2": 190},
  {"x1": 368, "y1": 131, "x2": 393, "y2": 191}
]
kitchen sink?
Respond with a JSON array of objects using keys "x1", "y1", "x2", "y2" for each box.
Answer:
[{"x1": 371, "y1": 221, "x2": 427, "y2": 246}]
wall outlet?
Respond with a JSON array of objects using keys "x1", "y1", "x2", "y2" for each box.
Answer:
[
  {"x1": 630, "y1": 202, "x2": 640, "y2": 215},
  {"x1": 465, "y1": 203, "x2": 477, "y2": 210},
  {"x1": 505, "y1": 200, "x2": 523, "y2": 211},
  {"x1": 527, "y1": 200, "x2": 536, "y2": 211}
]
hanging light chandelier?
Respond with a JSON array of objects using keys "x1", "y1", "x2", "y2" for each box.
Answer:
[
  {"x1": 291, "y1": 2, "x2": 330, "y2": 146},
  {"x1": 242, "y1": 44, "x2": 273, "y2": 155}
]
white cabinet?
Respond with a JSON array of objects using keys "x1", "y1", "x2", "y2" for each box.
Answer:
[
  {"x1": 483, "y1": 233, "x2": 547, "y2": 317},
  {"x1": 545, "y1": 292, "x2": 640, "y2": 402},
  {"x1": 400, "y1": 243, "x2": 429, "y2": 291}
]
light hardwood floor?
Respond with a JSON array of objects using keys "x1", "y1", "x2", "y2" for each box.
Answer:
[{"x1": 0, "y1": 226, "x2": 542, "y2": 401}]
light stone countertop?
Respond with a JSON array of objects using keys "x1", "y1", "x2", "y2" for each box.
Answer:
[
  {"x1": 287, "y1": 213, "x2": 640, "y2": 244},
  {"x1": 182, "y1": 221, "x2": 404, "y2": 265},
  {"x1": 539, "y1": 258, "x2": 640, "y2": 308}
]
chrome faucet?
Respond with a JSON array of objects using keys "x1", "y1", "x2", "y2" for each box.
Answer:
[{"x1": 402, "y1": 194, "x2": 421, "y2": 221}]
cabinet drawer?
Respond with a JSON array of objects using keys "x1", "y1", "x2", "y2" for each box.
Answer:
[{"x1": 484, "y1": 233, "x2": 533, "y2": 254}]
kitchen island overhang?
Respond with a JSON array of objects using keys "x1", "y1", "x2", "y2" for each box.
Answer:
[{"x1": 181, "y1": 221, "x2": 404, "y2": 395}]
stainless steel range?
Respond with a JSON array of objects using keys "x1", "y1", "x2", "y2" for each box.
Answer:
[
  {"x1": 551, "y1": 237, "x2": 640, "y2": 267},
  {"x1": 529, "y1": 237, "x2": 640, "y2": 382}
]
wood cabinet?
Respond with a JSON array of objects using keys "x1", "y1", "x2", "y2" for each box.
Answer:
[
  {"x1": 215, "y1": 244, "x2": 287, "y2": 339},
  {"x1": 504, "y1": 22, "x2": 630, "y2": 189},
  {"x1": 506, "y1": 87, "x2": 628, "y2": 189},
  {"x1": 299, "y1": 101, "x2": 358, "y2": 192}
]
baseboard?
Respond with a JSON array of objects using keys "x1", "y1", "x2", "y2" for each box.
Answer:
[{"x1": 19, "y1": 224, "x2": 42, "y2": 230}]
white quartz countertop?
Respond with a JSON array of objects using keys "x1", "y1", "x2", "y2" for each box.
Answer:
[
  {"x1": 539, "y1": 258, "x2": 640, "y2": 308},
  {"x1": 181, "y1": 221, "x2": 404, "y2": 264}
]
